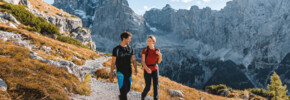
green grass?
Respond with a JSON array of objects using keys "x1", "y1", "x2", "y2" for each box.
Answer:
[{"x1": 57, "y1": 36, "x2": 88, "y2": 48}]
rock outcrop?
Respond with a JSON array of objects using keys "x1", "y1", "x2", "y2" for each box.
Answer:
[{"x1": 4, "y1": 0, "x2": 96, "y2": 49}]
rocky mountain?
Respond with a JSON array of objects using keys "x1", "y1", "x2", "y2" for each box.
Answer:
[
  {"x1": 54, "y1": 0, "x2": 150, "y2": 51},
  {"x1": 143, "y1": 0, "x2": 290, "y2": 91},
  {"x1": 53, "y1": 0, "x2": 290, "y2": 93}
]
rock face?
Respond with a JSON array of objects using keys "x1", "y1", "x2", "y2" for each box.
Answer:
[
  {"x1": 4, "y1": 0, "x2": 96, "y2": 49},
  {"x1": 54, "y1": 0, "x2": 150, "y2": 52},
  {"x1": 0, "y1": 12, "x2": 20, "y2": 25},
  {"x1": 71, "y1": 27, "x2": 96, "y2": 49},
  {"x1": 143, "y1": 0, "x2": 290, "y2": 91},
  {"x1": 54, "y1": 0, "x2": 290, "y2": 92}
]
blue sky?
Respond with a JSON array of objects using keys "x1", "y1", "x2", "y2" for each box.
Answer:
[{"x1": 43, "y1": 0, "x2": 232, "y2": 15}]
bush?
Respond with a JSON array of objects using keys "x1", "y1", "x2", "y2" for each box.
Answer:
[
  {"x1": 95, "y1": 68, "x2": 110, "y2": 79},
  {"x1": 206, "y1": 84, "x2": 232, "y2": 95},
  {"x1": 0, "y1": 3, "x2": 60, "y2": 35},
  {"x1": 23, "y1": 25, "x2": 38, "y2": 32},
  {"x1": 71, "y1": 15, "x2": 78, "y2": 18},
  {"x1": 247, "y1": 88, "x2": 273, "y2": 98},
  {"x1": 57, "y1": 36, "x2": 87, "y2": 48},
  {"x1": 84, "y1": 72, "x2": 91, "y2": 83},
  {"x1": 104, "y1": 53, "x2": 112, "y2": 56}
]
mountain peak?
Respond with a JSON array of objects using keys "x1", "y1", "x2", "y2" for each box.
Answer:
[{"x1": 162, "y1": 4, "x2": 173, "y2": 10}]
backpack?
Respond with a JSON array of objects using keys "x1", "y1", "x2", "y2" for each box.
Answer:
[{"x1": 144, "y1": 46, "x2": 159, "y2": 66}]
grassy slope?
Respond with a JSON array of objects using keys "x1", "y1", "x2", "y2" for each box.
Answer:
[
  {"x1": 0, "y1": 39, "x2": 91, "y2": 100},
  {"x1": 0, "y1": 21, "x2": 98, "y2": 99}
]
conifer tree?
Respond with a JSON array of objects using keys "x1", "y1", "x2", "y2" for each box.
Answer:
[{"x1": 267, "y1": 72, "x2": 288, "y2": 100}]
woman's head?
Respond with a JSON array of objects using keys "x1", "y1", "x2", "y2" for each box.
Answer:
[{"x1": 147, "y1": 35, "x2": 156, "y2": 46}]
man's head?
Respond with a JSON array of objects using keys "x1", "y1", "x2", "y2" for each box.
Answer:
[{"x1": 120, "y1": 32, "x2": 132, "y2": 45}]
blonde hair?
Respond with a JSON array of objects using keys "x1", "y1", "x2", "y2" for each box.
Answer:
[{"x1": 148, "y1": 35, "x2": 156, "y2": 43}]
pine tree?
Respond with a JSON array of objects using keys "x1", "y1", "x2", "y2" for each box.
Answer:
[{"x1": 267, "y1": 72, "x2": 288, "y2": 100}]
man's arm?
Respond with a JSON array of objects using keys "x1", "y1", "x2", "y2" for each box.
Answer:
[
  {"x1": 131, "y1": 55, "x2": 138, "y2": 75},
  {"x1": 109, "y1": 56, "x2": 116, "y2": 82}
]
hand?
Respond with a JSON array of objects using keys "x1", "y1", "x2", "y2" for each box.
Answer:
[
  {"x1": 145, "y1": 67, "x2": 152, "y2": 74},
  {"x1": 155, "y1": 65, "x2": 159, "y2": 70},
  {"x1": 109, "y1": 72, "x2": 114, "y2": 82},
  {"x1": 134, "y1": 69, "x2": 138, "y2": 75},
  {"x1": 156, "y1": 49, "x2": 162, "y2": 56}
]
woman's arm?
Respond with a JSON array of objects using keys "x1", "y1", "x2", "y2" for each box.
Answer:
[
  {"x1": 157, "y1": 49, "x2": 162, "y2": 63},
  {"x1": 142, "y1": 54, "x2": 152, "y2": 73}
]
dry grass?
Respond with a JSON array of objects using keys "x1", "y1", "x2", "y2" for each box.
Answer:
[
  {"x1": 0, "y1": 90, "x2": 11, "y2": 100},
  {"x1": 0, "y1": 24, "x2": 99, "y2": 65},
  {"x1": 0, "y1": 40, "x2": 91, "y2": 99},
  {"x1": 28, "y1": 0, "x2": 76, "y2": 18},
  {"x1": 101, "y1": 59, "x2": 243, "y2": 100}
]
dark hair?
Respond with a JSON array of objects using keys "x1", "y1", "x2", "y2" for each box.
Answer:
[{"x1": 120, "y1": 32, "x2": 132, "y2": 41}]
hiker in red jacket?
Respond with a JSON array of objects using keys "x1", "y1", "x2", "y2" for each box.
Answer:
[{"x1": 141, "y1": 35, "x2": 162, "y2": 100}]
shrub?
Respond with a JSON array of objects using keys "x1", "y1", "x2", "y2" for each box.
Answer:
[
  {"x1": 104, "y1": 53, "x2": 112, "y2": 56},
  {"x1": 95, "y1": 68, "x2": 110, "y2": 79},
  {"x1": 206, "y1": 84, "x2": 232, "y2": 95},
  {"x1": 84, "y1": 72, "x2": 91, "y2": 83},
  {"x1": 57, "y1": 36, "x2": 87, "y2": 48},
  {"x1": 71, "y1": 15, "x2": 78, "y2": 18},
  {"x1": 247, "y1": 88, "x2": 273, "y2": 98}
]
